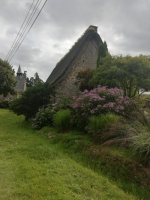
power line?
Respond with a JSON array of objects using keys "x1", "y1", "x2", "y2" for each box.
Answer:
[
  {"x1": 6, "y1": 0, "x2": 47, "y2": 61},
  {"x1": 7, "y1": 0, "x2": 42, "y2": 61},
  {"x1": 5, "y1": 0, "x2": 36, "y2": 61},
  {"x1": 8, "y1": 0, "x2": 47, "y2": 62}
]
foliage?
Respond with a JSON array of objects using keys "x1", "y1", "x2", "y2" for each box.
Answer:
[
  {"x1": 0, "y1": 59, "x2": 17, "y2": 96},
  {"x1": 97, "y1": 41, "x2": 108, "y2": 67},
  {"x1": 31, "y1": 97, "x2": 73, "y2": 130},
  {"x1": 76, "y1": 68, "x2": 94, "y2": 91},
  {"x1": 52, "y1": 97, "x2": 72, "y2": 113},
  {"x1": 26, "y1": 72, "x2": 43, "y2": 87},
  {"x1": 53, "y1": 109, "x2": 72, "y2": 132},
  {"x1": 71, "y1": 86, "x2": 132, "y2": 130},
  {"x1": 92, "y1": 54, "x2": 150, "y2": 97},
  {"x1": 128, "y1": 121, "x2": 150, "y2": 164},
  {"x1": 98, "y1": 110, "x2": 150, "y2": 164},
  {"x1": 9, "y1": 82, "x2": 53, "y2": 120},
  {"x1": 87, "y1": 113, "x2": 118, "y2": 136},
  {"x1": 0, "y1": 98, "x2": 10, "y2": 108},
  {"x1": 31, "y1": 105, "x2": 53, "y2": 130}
]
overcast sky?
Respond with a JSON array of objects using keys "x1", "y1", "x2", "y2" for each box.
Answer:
[{"x1": 0, "y1": 0, "x2": 150, "y2": 81}]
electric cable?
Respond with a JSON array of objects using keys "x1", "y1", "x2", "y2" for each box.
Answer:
[
  {"x1": 7, "y1": 0, "x2": 42, "y2": 61},
  {"x1": 5, "y1": 0, "x2": 36, "y2": 61},
  {"x1": 8, "y1": 0, "x2": 47, "y2": 62}
]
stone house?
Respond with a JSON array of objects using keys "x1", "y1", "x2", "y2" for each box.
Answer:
[{"x1": 47, "y1": 25, "x2": 103, "y2": 100}]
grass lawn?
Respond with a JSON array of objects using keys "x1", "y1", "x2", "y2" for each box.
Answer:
[{"x1": 0, "y1": 109, "x2": 147, "y2": 200}]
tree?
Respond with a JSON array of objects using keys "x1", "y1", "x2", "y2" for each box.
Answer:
[
  {"x1": 26, "y1": 72, "x2": 43, "y2": 87},
  {"x1": 34, "y1": 72, "x2": 43, "y2": 85},
  {"x1": 91, "y1": 54, "x2": 150, "y2": 97},
  {"x1": 97, "y1": 41, "x2": 108, "y2": 67},
  {"x1": 9, "y1": 82, "x2": 54, "y2": 120},
  {"x1": 0, "y1": 59, "x2": 17, "y2": 97}
]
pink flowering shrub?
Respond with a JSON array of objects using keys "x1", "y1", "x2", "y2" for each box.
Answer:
[{"x1": 71, "y1": 86, "x2": 132, "y2": 130}]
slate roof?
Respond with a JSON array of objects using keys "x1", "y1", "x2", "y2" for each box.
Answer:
[
  {"x1": 46, "y1": 25, "x2": 102, "y2": 85},
  {"x1": 17, "y1": 65, "x2": 22, "y2": 74}
]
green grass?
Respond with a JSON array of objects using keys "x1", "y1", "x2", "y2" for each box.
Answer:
[{"x1": 0, "y1": 109, "x2": 148, "y2": 200}]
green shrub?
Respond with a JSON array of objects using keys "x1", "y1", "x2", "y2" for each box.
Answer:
[
  {"x1": 0, "y1": 99, "x2": 10, "y2": 108},
  {"x1": 87, "y1": 113, "x2": 118, "y2": 136},
  {"x1": 31, "y1": 106, "x2": 53, "y2": 130},
  {"x1": 53, "y1": 109, "x2": 72, "y2": 132},
  {"x1": 53, "y1": 97, "x2": 73, "y2": 113},
  {"x1": 9, "y1": 98, "x2": 22, "y2": 114},
  {"x1": 9, "y1": 82, "x2": 53, "y2": 120}
]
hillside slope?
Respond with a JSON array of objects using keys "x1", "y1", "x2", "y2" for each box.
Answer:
[{"x1": 0, "y1": 109, "x2": 139, "y2": 200}]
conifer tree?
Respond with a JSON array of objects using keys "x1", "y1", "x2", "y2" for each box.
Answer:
[{"x1": 97, "y1": 41, "x2": 108, "y2": 67}]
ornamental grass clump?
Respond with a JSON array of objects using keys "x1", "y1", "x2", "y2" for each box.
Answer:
[
  {"x1": 72, "y1": 86, "x2": 131, "y2": 130},
  {"x1": 127, "y1": 121, "x2": 150, "y2": 164},
  {"x1": 87, "y1": 113, "x2": 118, "y2": 136},
  {"x1": 53, "y1": 109, "x2": 72, "y2": 132}
]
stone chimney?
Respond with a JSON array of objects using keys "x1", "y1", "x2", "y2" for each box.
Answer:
[{"x1": 89, "y1": 25, "x2": 98, "y2": 32}]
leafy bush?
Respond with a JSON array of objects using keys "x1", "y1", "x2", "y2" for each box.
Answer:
[
  {"x1": 87, "y1": 113, "x2": 118, "y2": 136},
  {"x1": 91, "y1": 54, "x2": 150, "y2": 97},
  {"x1": 0, "y1": 99, "x2": 10, "y2": 108},
  {"x1": 71, "y1": 86, "x2": 132, "y2": 130},
  {"x1": 31, "y1": 105, "x2": 53, "y2": 130},
  {"x1": 9, "y1": 82, "x2": 53, "y2": 120},
  {"x1": 52, "y1": 97, "x2": 73, "y2": 113},
  {"x1": 53, "y1": 109, "x2": 72, "y2": 132}
]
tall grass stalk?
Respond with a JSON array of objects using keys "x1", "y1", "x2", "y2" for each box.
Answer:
[
  {"x1": 87, "y1": 113, "x2": 118, "y2": 135},
  {"x1": 53, "y1": 109, "x2": 72, "y2": 132}
]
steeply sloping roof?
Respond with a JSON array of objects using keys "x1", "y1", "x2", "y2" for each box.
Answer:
[
  {"x1": 47, "y1": 25, "x2": 102, "y2": 85},
  {"x1": 17, "y1": 65, "x2": 22, "y2": 74}
]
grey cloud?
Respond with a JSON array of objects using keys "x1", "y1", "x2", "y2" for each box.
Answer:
[{"x1": 1, "y1": 0, "x2": 150, "y2": 81}]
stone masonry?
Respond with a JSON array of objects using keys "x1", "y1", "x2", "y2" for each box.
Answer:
[{"x1": 47, "y1": 25, "x2": 103, "y2": 101}]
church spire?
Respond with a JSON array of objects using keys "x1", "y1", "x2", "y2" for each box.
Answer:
[
  {"x1": 16, "y1": 65, "x2": 23, "y2": 80},
  {"x1": 17, "y1": 65, "x2": 22, "y2": 74}
]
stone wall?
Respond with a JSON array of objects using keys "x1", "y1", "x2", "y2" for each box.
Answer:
[{"x1": 54, "y1": 39, "x2": 99, "y2": 101}]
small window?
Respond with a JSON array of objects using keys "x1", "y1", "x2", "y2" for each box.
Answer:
[{"x1": 83, "y1": 60, "x2": 84, "y2": 62}]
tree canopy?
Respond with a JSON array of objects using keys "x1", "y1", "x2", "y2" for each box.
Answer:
[
  {"x1": 0, "y1": 59, "x2": 17, "y2": 97},
  {"x1": 97, "y1": 41, "x2": 108, "y2": 67},
  {"x1": 26, "y1": 72, "x2": 43, "y2": 87},
  {"x1": 91, "y1": 54, "x2": 150, "y2": 97}
]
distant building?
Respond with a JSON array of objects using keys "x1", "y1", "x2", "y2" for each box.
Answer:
[
  {"x1": 139, "y1": 89, "x2": 150, "y2": 95},
  {"x1": 15, "y1": 65, "x2": 26, "y2": 96},
  {"x1": 0, "y1": 65, "x2": 26, "y2": 100}
]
